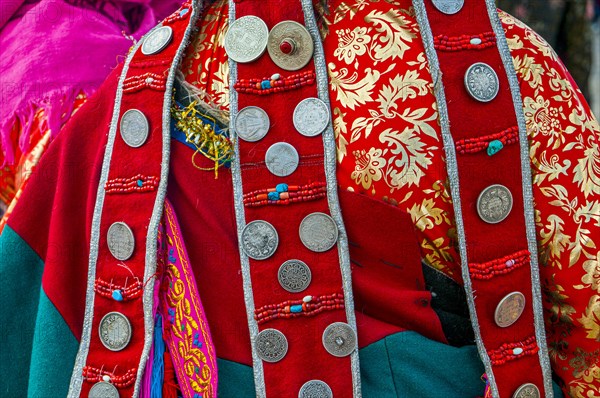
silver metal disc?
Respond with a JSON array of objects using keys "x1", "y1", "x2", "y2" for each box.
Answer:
[
  {"x1": 255, "y1": 328, "x2": 288, "y2": 363},
  {"x1": 141, "y1": 26, "x2": 173, "y2": 56},
  {"x1": 464, "y1": 62, "x2": 500, "y2": 102},
  {"x1": 99, "y1": 312, "x2": 132, "y2": 352},
  {"x1": 293, "y1": 97, "x2": 330, "y2": 137},
  {"x1": 299, "y1": 212, "x2": 338, "y2": 253},
  {"x1": 267, "y1": 20, "x2": 314, "y2": 71},
  {"x1": 432, "y1": 0, "x2": 465, "y2": 14},
  {"x1": 298, "y1": 380, "x2": 333, "y2": 398},
  {"x1": 120, "y1": 109, "x2": 149, "y2": 148},
  {"x1": 241, "y1": 220, "x2": 279, "y2": 260},
  {"x1": 494, "y1": 291, "x2": 526, "y2": 328},
  {"x1": 265, "y1": 142, "x2": 299, "y2": 177},
  {"x1": 322, "y1": 322, "x2": 357, "y2": 357},
  {"x1": 477, "y1": 184, "x2": 513, "y2": 224},
  {"x1": 512, "y1": 383, "x2": 540, "y2": 398},
  {"x1": 234, "y1": 106, "x2": 270, "y2": 142},
  {"x1": 278, "y1": 259, "x2": 312, "y2": 293},
  {"x1": 107, "y1": 222, "x2": 135, "y2": 261},
  {"x1": 225, "y1": 16, "x2": 269, "y2": 63},
  {"x1": 89, "y1": 382, "x2": 120, "y2": 398}
]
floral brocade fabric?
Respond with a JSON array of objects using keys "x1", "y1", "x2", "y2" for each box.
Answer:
[{"x1": 181, "y1": 0, "x2": 599, "y2": 396}]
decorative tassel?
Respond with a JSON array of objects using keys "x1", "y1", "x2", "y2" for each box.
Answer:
[
  {"x1": 482, "y1": 373, "x2": 493, "y2": 398},
  {"x1": 162, "y1": 349, "x2": 179, "y2": 398},
  {"x1": 151, "y1": 315, "x2": 165, "y2": 398}
]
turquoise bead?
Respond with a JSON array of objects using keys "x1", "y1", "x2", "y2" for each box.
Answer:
[
  {"x1": 290, "y1": 305, "x2": 303, "y2": 313},
  {"x1": 137, "y1": 179, "x2": 143, "y2": 187},
  {"x1": 268, "y1": 192, "x2": 280, "y2": 201},
  {"x1": 276, "y1": 183, "x2": 288, "y2": 193},
  {"x1": 261, "y1": 80, "x2": 271, "y2": 90},
  {"x1": 112, "y1": 290, "x2": 124, "y2": 301},
  {"x1": 487, "y1": 140, "x2": 504, "y2": 156}
]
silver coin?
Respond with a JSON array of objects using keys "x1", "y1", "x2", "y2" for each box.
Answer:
[
  {"x1": 234, "y1": 106, "x2": 270, "y2": 142},
  {"x1": 241, "y1": 220, "x2": 279, "y2": 260},
  {"x1": 322, "y1": 322, "x2": 357, "y2": 357},
  {"x1": 255, "y1": 328, "x2": 288, "y2": 363},
  {"x1": 120, "y1": 109, "x2": 149, "y2": 148},
  {"x1": 107, "y1": 222, "x2": 135, "y2": 261},
  {"x1": 278, "y1": 259, "x2": 312, "y2": 293},
  {"x1": 432, "y1": 0, "x2": 465, "y2": 14},
  {"x1": 477, "y1": 184, "x2": 513, "y2": 224},
  {"x1": 267, "y1": 20, "x2": 314, "y2": 71},
  {"x1": 225, "y1": 16, "x2": 269, "y2": 63},
  {"x1": 464, "y1": 62, "x2": 500, "y2": 102},
  {"x1": 141, "y1": 26, "x2": 173, "y2": 56},
  {"x1": 293, "y1": 97, "x2": 330, "y2": 137},
  {"x1": 265, "y1": 142, "x2": 299, "y2": 177},
  {"x1": 299, "y1": 380, "x2": 333, "y2": 398},
  {"x1": 494, "y1": 291, "x2": 526, "y2": 328},
  {"x1": 512, "y1": 383, "x2": 540, "y2": 398},
  {"x1": 99, "y1": 312, "x2": 132, "y2": 351},
  {"x1": 299, "y1": 212, "x2": 338, "y2": 253},
  {"x1": 89, "y1": 381, "x2": 120, "y2": 398}
]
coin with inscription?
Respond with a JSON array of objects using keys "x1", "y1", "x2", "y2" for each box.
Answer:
[
  {"x1": 141, "y1": 26, "x2": 173, "y2": 55},
  {"x1": 225, "y1": 16, "x2": 269, "y2": 63},
  {"x1": 494, "y1": 291, "x2": 526, "y2": 328},
  {"x1": 278, "y1": 259, "x2": 312, "y2": 293},
  {"x1": 477, "y1": 184, "x2": 513, "y2": 224},
  {"x1": 107, "y1": 222, "x2": 135, "y2": 261},
  {"x1": 120, "y1": 109, "x2": 149, "y2": 148},
  {"x1": 299, "y1": 380, "x2": 333, "y2": 398},
  {"x1": 432, "y1": 0, "x2": 465, "y2": 14},
  {"x1": 255, "y1": 328, "x2": 288, "y2": 363},
  {"x1": 267, "y1": 20, "x2": 314, "y2": 71},
  {"x1": 322, "y1": 322, "x2": 357, "y2": 357},
  {"x1": 234, "y1": 106, "x2": 270, "y2": 142},
  {"x1": 512, "y1": 383, "x2": 540, "y2": 398},
  {"x1": 89, "y1": 381, "x2": 120, "y2": 398},
  {"x1": 99, "y1": 312, "x2": 132, "y2": 351},
  {"x1": 293, "y1": 97, "x2": 330, "y2": 137},
  {"x1": 299, "y1": 212, "x2": 338, "y2": 253},
  {"x1": 464, "y1": 62, "x2": 500, "y2": 102},
  {"x1": 265, "y1": 142, "x2": 299, "y2": 177},
  {"x1": 241, "y1": 220, "x2": 279, "y2": 260}
]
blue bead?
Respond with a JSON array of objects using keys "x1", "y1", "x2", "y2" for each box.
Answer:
[
  {"x1": 268, "y1": 192, "x2": 280, "y2": 201},
  {"x1": 290, "y1": 305, "x2": 303, "y2": 313},
  {"x1": 261, "y1": 80, "x2": 271, "y2": 90},
  {"x1": 137, "y1": 179, "x2": 143, "y2": 187},
  {"x1": 180, "y1": 8, "x2": 189, "y2": 16},
  {"x1": 487, "y1": 140, "x2": 504, "y2": 156},
  {"x1": 276, "y1": 183, "x2": 288, "y2": 193},
  {"x1": 112, "y1": 290, "x2": 124, "y2": 301}
]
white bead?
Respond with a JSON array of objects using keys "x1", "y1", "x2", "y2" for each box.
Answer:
[
  {"x1": 145, "y1": 77, "x2": 155, "y2": 84},
  {"x1": 271, "y1": 73, "x2": 281, "y2": 81},
  {"x1": 513, "y1": 347, "x2": 524, "y2": 355},
  {"x1": 506, "y1": 259, "x2": 515, "y2": 267},
  {"x1": 303, "y1": 295, "x2": 312, "y2": 303},
  {"x1": 102, "y1": 375, "x2": 111, "y2": 382},
  {"x1": 470, "y1": 38, "x2": 482, "y2": 45}
]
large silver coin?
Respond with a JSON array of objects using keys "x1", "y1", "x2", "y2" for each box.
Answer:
[
  {"x1": 107, "y1": 222, "x2": 135, "y2": 261},
  {"x1": 278, "y1": 259, "x2": 312, "y2": 293},
  {"x1": 255, "y1": 328, "x2": 288, "y2": 363},
  {"x1": 464, "y1": 62, "x2": 500, "y2": 102},
  {"x1": 299, "y1": 212, "x2": 338, "y2": 253},
  {"x1": 120, "y1": 109, "x2": 149, "y2": 148},
  {"x1": 432, "y1": 0, "x2": 465, "y2": 14},
  {"x1": 99, "y1": 312, "x2": 132, "y2": 352},
  {"x1": 512, "y1": 383, "x2": 540, "y2": 398},
  {"x1": 322, "y1": 322, "x2": 357, "y2": 357},
  {"x1": 225, "y1": 16, "x2": 269, "y2": 63},
  {"x1": 298, "y1": 380, "x2": 333, "y2": 398},
  {"x1": 267, "y1": 20, "x2": 314, "y2": 71},
  {"x1": 234, "y1": 106, "x2": 270, "y2": 142},
  {"x1": 494, "y1": 291, "x2": 526, "y2": 328},
  {"x1": 141, "y1": 26, "x2": 173, "y2": 56},
  {"x1": 89, "y1": 381, "x2": 120, "y2": 398},
  {"x1": 241, "y1": 220, "x2": 279, "y2": 260},
  {"x1": 293, "y1": 97, "x2": 330, "y2": 137},
  {"x1": 477, "y1": 184, "x2": 513, "y2": 224},
  {"x1": 265, "y1": 142, "x2": 299, "y2": 177}
]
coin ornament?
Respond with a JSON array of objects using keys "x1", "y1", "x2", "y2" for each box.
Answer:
[
  {"x1": 464, "y1": 62, "x2": 500, "y2": 102},
  {"x1": 477, "y1": 184, "x2": 513, "y2": 224},
  {"x1": 107, "y1": 222, "x2": 135, "y2": 261},
  {"x1": 255, "y1": 328, "x2": 288, "y2": 363},
  {"x1": 432, "y1": 0, "x2": 465, "y2": 14},
  {"x1": 299, "y1": 380, "x2": 333, "y2": 398},
  {"x1": 267, "y1": 20, "x2": 314, "y2": 71},
  {"x1": 120, "y1": 109, "x2": 149, "y2": 148},
  {"x1": 99, "y1": 312, "x2": 132, "y2": 351},
  {"x1": 241, "y1": 220, "x2": 279, "y2": 260},
  {"x1": 234, "y1": 106, "x2": 270, "y2": 142},
  {"x1": 225, "y1": 16, "x2": 269, "y2": 63},
  {"x1": 299, "y1": 212, "x2": 338, "y2": 253},
  {"x1": 293, "y1": 97, "x2": 330, "y2": 137},
  {"x1": 265, "y1": 142, "x2": 300, "y2": 177},
  {"x1": 141, "y1": 26, "x2": 173, "y2": 55},
  {"x1": 89, "y1": 382, "x2": 120, "y2": 398},
  {"x1": 495, "y1": 291, "x2": 526, "y2": 328},
  {"x1": 512, "y1": 383, "x2": 540, "y2": 398},
  {"x1": 322, "y1": 322, "x2": 357, "y2": 357},
  {"x1": 278, "y1": 260, "x2": 312, "y2": 293}
]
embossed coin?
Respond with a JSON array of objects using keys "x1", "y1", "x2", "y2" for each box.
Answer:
[
  {"x1": 293, "y1": 97, "x2": 330, "y2": 137},
  {"x1": 89, "y1": 381, "x2": 120, "y2": 398},
  {"x1": 267, "y1": 20, "x2": 314, "y2": 71},
  {"x1": 141, "y1": 26, "x2": 173, "y2": 55},
  {"x1": 120, "y1": 109, "x2": 149, "y2": 148},
  {"x1": 278, "y1": 259, "x2": 312, "y2": 293},
  {"x1": 107, "y1": 222, "x2": 135, "y2": 261},
  {"x1": 432, "y1": 0, "x2": 465, "y2": 14},
  {"x1": 477, "y1": 184, "x2": 513, "y2": 224},
  {"x1": 99, "y1": 312, "x2": 132, "y2": 351},
  {"x1": 234, "y1": 106, "x2": 270, "y2": 142},
  {"x1": 464, "y1": 62, "x2": 500, "y2": 102},
  {"x1": 322, "y1": 322, "x2": 357, "y2": 357},
  {"x1": 512, "y1": 383, "x2": 540, "y2": 398},
  {"x1": 495, "y1": 291, "x2": 526, "y2": 328},
  {"x1": 255, "y1": 328, "x2": 288, "y2": 363},
  {"x1": 299, "y1": 212, "x2": 338, "y2": 253},
  {"x1": 265, "y1": 142, "x2": 300, "y2": 177},
  {"x1": 241, "y1": 220, "x2": 279, "y2": 260},
  {"x1": 299, "y1": 380, "x2": 333, "y2": 398},
  {"x1": 225, "y1": 16, "x2": 269, "y2": 63}
]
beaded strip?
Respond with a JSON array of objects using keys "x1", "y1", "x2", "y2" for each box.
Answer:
[
  {"x1": 233, "y1": 71, "x2": 316, "y2": 95},
  {"x1": 243, "y1": 181, "x2": 327, "y2": 207},
  {"x1": 123, "y1": 72, "x2": 168, "y2": 93},
  {"x1": 254, "y1": 293, "x2": 345, "y2": 325},
  {"x1": 164, "y1": 1, "x2": 192, "y2": 24},
  {"x1": 433, "y1": 32, "x2": 497, "y2": 51},
  {"x1": 455, "y1": 125, "x2": 519, "y2": 155},
  {"x1": 468, "y1": 249, "x2": 529, "y2": 280},
  {"x1": 487, "y1": 336, "x2": 539, "y2": 366},
  {"x1": 129, "y1": 58, "x2": 173, "y2": 69},
  {"x1": 82, "y1": 366, "x2": 137, "y2": 388},
  {"x1": 104, "y1": 174, "x2": 160, "y2": 194},
  {"x1": 94, "y1": 277, "x2": 143, "y2": 302}
]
